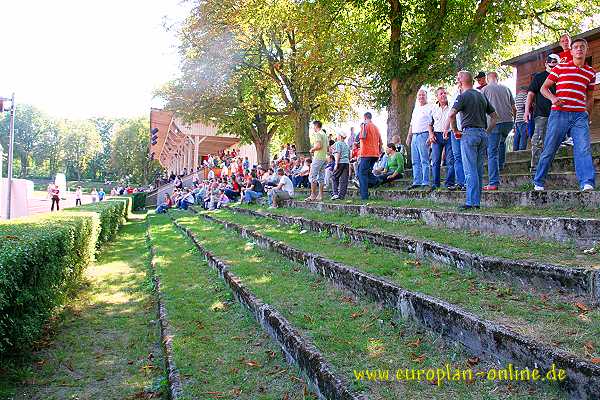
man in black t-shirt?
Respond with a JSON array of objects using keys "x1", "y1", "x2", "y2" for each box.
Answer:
[
  {"x1": 447, "y1": 71, "x2": 498, "y2": 209},
  {"x1": 524, "y1": 53, "x2": 559, "y2": 172},
  {"x1": 242, "y1": 171, "x2": 265, "y2": 204}
]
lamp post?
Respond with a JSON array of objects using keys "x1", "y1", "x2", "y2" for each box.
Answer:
[{"x1": 1, "y1": 93, "x2": 15, "y2": 220}]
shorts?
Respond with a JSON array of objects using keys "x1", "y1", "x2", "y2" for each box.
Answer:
[{"x1": 309, "y1": 159, "x2": 327, "y2": 184}]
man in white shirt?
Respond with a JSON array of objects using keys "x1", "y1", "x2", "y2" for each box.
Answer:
[
  {"x1": 268, "y1": 169, "x2": 294, "y2": 208},
  {"x1": 405, "y1": 89, "x2": 433, "y2": 189},
  {"x1": 429, "y1": 87, "x2": 456, "y2": 189}
]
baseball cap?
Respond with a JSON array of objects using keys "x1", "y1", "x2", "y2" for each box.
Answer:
[
  {"x1": 546, "y1": 54, "x2": 560, "y2": 63},
  {"x1": 475, "y1": 71, "x2": 486, "y2": 79},
  {"x1": 337, "y1": 131, "x2": 347, "y2": 138}
]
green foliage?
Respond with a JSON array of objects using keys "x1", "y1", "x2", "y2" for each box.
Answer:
[
  {"x1": 0, "y1": 199, "x2": 131, "y2": 356},
  {"x1": 110, "y1": 118, "x2": 161, "y2": 185},
  {"x1": 130, "y1": 192, "x2": 147, "y2": 211},
  {"x1": 60, "y1": 119, "x2": 103, "y2": 182}
]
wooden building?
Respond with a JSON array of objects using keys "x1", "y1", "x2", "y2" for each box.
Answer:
[{"x1": 502, "y1": 26, "x2": 600, "y2": 141}]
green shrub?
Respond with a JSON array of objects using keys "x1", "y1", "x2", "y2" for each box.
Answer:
[
  {"x1": 131, "y1": 192, "x2": 147, "y2": 211},
  {"x1": 0, "y1": 198, "x2": 130, "y2": 356}
]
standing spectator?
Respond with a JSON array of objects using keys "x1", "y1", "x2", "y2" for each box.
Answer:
[
  {"x1": 75, "y1": 186, "x2": 83, "y2": 206},
  {"x1": 475, "y1": 71, "x2": 487, "y2": 91},
  {"x1": 242, "y1": 156, "x2": 250, "y2": 172},
  {"x1": 346, "y1": 127, "x2": 357, "y2": 148},
  {"x1": 46, "y1": 183, "x2": 53, "y2": 200},
  {"x1": 91, "y1": 187, "x2": 98, "y2": 203},
  {"x1": 355, "y1": 112, "x2": 383, "y2": 200},
  {"x1": 331, "y1": 131, "x2": 350, "y2": 200},
  {"x1": 524, "y1": 54, "x2": 560, "y2": 172},
  {"x1": 429, "y1": 86, "x2": 456, "y2": 190},
  {"x1": 207, "y1": 168, "x2": 215, "y2": 181},
  {"x1": 268, "y1": 169, "x2": 294, "y2": 208},
  {"x1": 324, "y1": 154, "x2": 335, "y2": 189},
  {"x1": 50, "y1": 184, "x2": 60, "y2": 211},
  {"x1": 98, "y1": 188, "x2": 106, "y2": 201},
  {"x1": 533, "y1": 38, "x2": 596, "y2": 192},
  {"x1": 375, "y1": 143, "x2": 405, "y2": 186},
  {"x1": 448, "y1": 71, "x2": 498, "y2": 209},
  {"x1": 558, "y1": 33, "x2": 573, "y2": 64},
  {"x1": 482, "y1": 71, "x2": 516, "y2": 190},
  {"x1": 513, "y1": 86, "x2": 529, "y2": 151},
  {"x1": 406, "y1": 90, "x2": 433, "y2": 190},
  {"x1": 305, "y1": 120, "x2": 328, "y2": 202}
]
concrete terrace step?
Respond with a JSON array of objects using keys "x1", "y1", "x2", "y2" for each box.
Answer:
[
  {"x1": 231, "y1": 206, "x2": 600, "y2": 303},
  {"x1": 203, "y1": 212, "x2": 600, "y2": 400},
  {"x1": 403, "y1": 152, "x2": 600, "y2": 177},
  {"x1": 504, "y1": 141, "x2": 600, "y2": 163},
  {"x1": 286, "y1": 199, "x2": 600, "y2": 247},
  {"x1": 340, "y1": 188, "x2": 600, "y2": 209}
]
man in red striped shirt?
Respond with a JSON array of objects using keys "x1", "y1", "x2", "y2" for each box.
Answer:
[{"x1": 533, "y1": 38, "x2": 596, "y2": 191}]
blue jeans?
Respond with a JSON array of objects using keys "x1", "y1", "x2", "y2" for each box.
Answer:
[
  {"x1": 451, "y1": 131, "x2": 465, "y2": 187},
  {"x1": 513, "y1": 121, "x2": 528, "y2": 151},
  {"x1": 156, "y1": 204, "x2": 169, "y2": 213},
  {"x1": 223, "y1": 188, "x2": 240, "y2": 201},
  {"x1": 411, "y1": 132, "x2": 430, "y2": 186},
  {"x1": 487, "y1": 121, "x2": 513, "y2": 186},
  {"x1": 534, "y1": 111, "x2": 595, "y2": 189},
  {"x1": 431, "y1": 132, "x2": 455, "y2": 188},
  {"x1": 357, "y1": 157, "x2": 379, "y2": 200},
  {"x1": 243, "y1": 190, "x2": 263, "y2": 203},
  {"x1": 461, "y1": 128, "x2": 488, "y2": 206}
]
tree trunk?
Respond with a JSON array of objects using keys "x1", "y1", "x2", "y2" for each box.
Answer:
[
  {"x1": 292, "y1": 109, "x2": 311, "y2": 156},
  {"x1": 254, "y1": 140, "x2": 270, "y2": 169},
  {"x1": 387, "y1": 82, "x2": 418, "y2": 144},
  {"x1": 20, "y1": 153, "x2": 29, "y2": 177}
]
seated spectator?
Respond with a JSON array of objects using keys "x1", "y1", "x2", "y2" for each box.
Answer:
[
  {"x1": 242, "y1": 171, "x2": 265, "y2": 204},
  {"x1": 372, "y1": 150, "x2": 388, "y2": 177},
  {"x1": 268, "y1": 168, "x2": 294, "y2": 208},
  {"x1": 174, "y1": 176, "x2": 183, "y2": 189},
  {"x1": 223, "y1": 175, "x2": 242, "y2": 201},
  {"x1": 375, "y1": 143, "x2": 405, "y2": 186},
  {"x1": 156, "y1": 193, "x2": 173, "y2": 214},
  {"x1": 294, "y1": 158, "x2": 310, "y2": 188},
  {"x1": 177, "y1": 189, "x2": 195, "y2": 210}
]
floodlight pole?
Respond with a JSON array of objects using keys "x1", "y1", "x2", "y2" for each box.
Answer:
[{"x1": 5, "y1": 93, "x2": 15, "y2": 219}]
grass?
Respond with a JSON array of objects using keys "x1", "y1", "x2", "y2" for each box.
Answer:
[
  {"x1": 210, "y1": 209, "x2": 600, "y2": 362},
  {"x1": 291, "y1": 194, "x2": 600, "y2": 219},
  {"x1": 2, "y1": 216, "x2": 166, "y2": 400},
  {"x1": 147, "y1": 213, "x2": 313, "y2": 400},
  {"x1": 241, "y1": 204, "x2": 600, "y2": 268},
  {"x1": 173, "y1": 210, "x2": 567, "y2": 399}
]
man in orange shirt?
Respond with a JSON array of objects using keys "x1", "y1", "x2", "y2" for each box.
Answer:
[{"x1": 354, "y1": 112, "x2": 383, "y2": 200}]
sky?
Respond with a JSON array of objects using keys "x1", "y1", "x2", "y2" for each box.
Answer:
[{"x1": 1, "y1": 0, "x2": 191, "y2": 119}]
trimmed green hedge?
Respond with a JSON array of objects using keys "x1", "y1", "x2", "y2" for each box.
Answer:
[
  {"x1": 0, "y1": 197, "x2": 131, "y2": 356},
  {"x1": 130, "y1": 192, "x2": 147, "y2": 211}
]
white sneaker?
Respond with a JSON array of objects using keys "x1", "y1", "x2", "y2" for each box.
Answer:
[
  {"x1": 534, "y1": 185, "x2": 545, "y2": 191},
  {"x1": 330, "y1": 195, "x2": 339, "y2": 200},
  {"x1": 582, "y1": 184, "x2": 594, "y2": 192},
  {"x1": 562, "y1": 137, "x2": 574, "y2": 146}
]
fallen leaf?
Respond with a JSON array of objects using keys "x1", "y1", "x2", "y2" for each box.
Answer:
[
  {"x1": 408, "y1": 338, "x2": 421, "y2": 348},
  {"x1": 411, "y1": 353, "x2": 426, "y2": 363},
  {"x1": 127, "y1": 360, "x2": 134, "y2": 365},
  {"x1": 584, "y1": 341, "x2": 595, "y2": 355},
  {"x1": 575, "y1": 302, "x2": 590, "y2": 313},
  {"x1": 245, "y1": 360, "x2": 261, "y2": 368},
  {"x1": 540, "y1": 293, "x2": 549, "y2": 303},
  {"x1": 591, "y1": 358, "x2": 600, "y2": 364},
  {"x1": 467, "y1": 356, "x2": 480, "y2": 367},
  {"x1": 266, "y1": 350, "x2": 276, "y2": 359},
  {"x1": 578, "y1": 313, "x2": 591, "y2": 322},
  {"x1": 350, "y1": 312, "x2": 363, "y2": 319}
]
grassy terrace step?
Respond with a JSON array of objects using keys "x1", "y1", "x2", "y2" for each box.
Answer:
[
  {"x1": 270, "y1": 203, "x2": 600, "y2": 269},
  {"x1": 208, "y1": 209, "x2": 600, "y2": 365},
  {"x1": 375, "y1": 172, "x2": 582, "y2": 191},
  {"x1": 147, "y1": 214, "x2": 311, "y2": 399},
  {"x1": 170, "y1": 212, "x2": 561, "y2": 399},
  {"x1": 286, "y1": 200, "x2": 600, "y2": 248},
  {"x1": 231, "y1": 207, "x2": 599, "y2": 303},
  {"x1": 5, "y1": 217, "x2": 165, "y2": 400},
  {"x1": 306, "y1": 188, "x2": 600, "y2": 209},
  {"x1": 505, "y1": 141, "x2": 600, "y2": 163}
]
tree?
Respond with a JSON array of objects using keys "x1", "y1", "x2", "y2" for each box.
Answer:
[
  {"x1": 355, "y1": 0, "x2": 600, "y2": 141},
  {"x1": 34, "y1": 119, "x2": 63, "y2": 177},
  {"x1": 0, "y1": 104, "x2": 48, "y2": 177},
  {"x1": 173, "y1": 0, "x2": 371, "y2": 153},
  {"x1": 61, "y1": 120, "x2": 103, "y2": 182},
  {"x1": 110, "y1": 118, "x2": 161, "y2": 184},
  {"x1": 87, "y1": 117, "x2": 116, "y2": 181}
]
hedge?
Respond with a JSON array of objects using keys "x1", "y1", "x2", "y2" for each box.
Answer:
[
  {"x1": 130, "y1": 192, "x2": 147, "y2": 211},
  {"x1": 0, "y1": 197, "x2": 131, "y2": 356}
]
